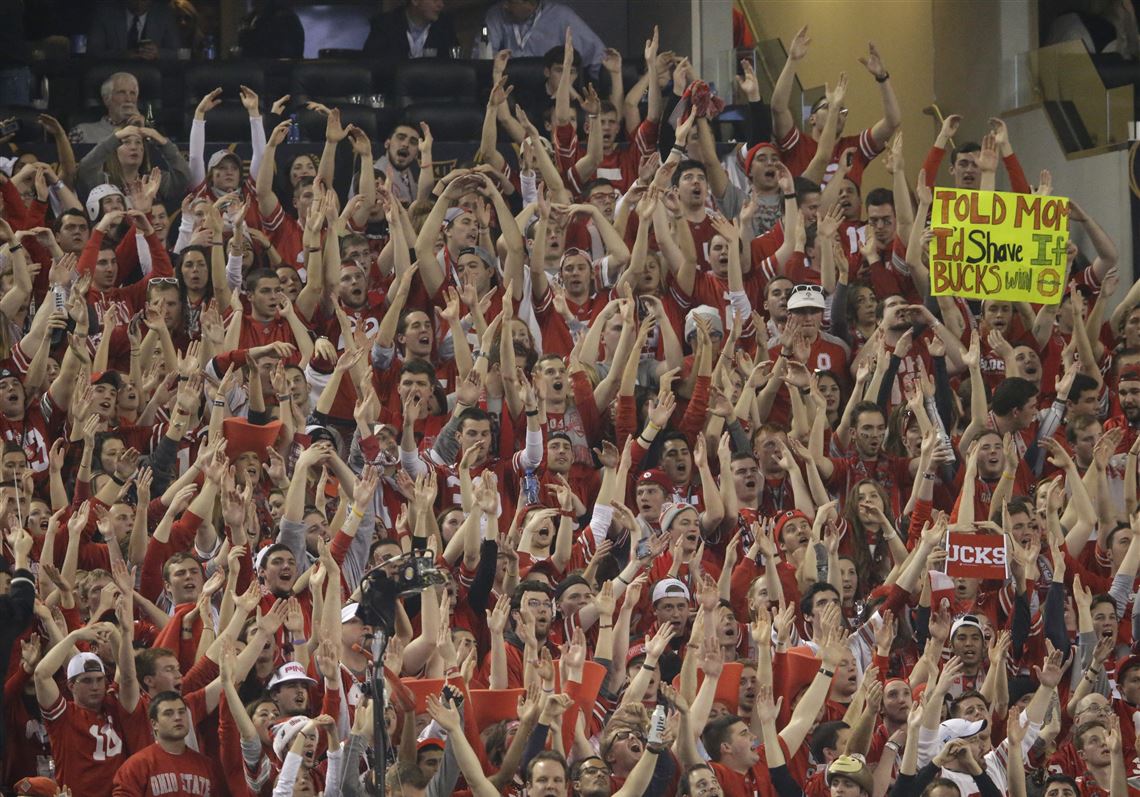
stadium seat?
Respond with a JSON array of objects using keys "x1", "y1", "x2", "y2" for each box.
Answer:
[
  {"x1": 401, "y1": 103, "x2": 484, "y2": 141},
  {"x1": 184, "y1": 63, "x2": 267, "y2": 106},
  {"x1": 392, "y1": 61, "x2": 477, "y2": 107},
  {"x1": 296, "y1": 105, "x2": 378, "y2": 142},
  {"x1": 504, "y1": 57, "x2": 548, "y2": 98},
  {"x1": 185, "y1": 102, "x2": 263, "y2": 143},
  {"x1": 290, "y1": 63, "x2": 375, "y2": 106},
  {"x1": 0, "y1": 107, "x2": 44, "y2": 143}
]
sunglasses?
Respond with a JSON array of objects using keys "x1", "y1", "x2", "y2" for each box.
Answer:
[{"x1": 148, "y1": 277, "x2": 179, "y2": 285}]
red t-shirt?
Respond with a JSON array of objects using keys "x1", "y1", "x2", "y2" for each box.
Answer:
[{"x1": 111, "y1": 743, "x2": 222, "y2": 797}]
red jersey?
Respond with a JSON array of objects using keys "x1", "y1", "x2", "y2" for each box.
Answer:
[
  {"x1": 555, "y1": 120, "x2": 660, "y2": 194},
  {"x1": 777, "y1": 126, "x2": 883, "y2": 187},
  {"x1": 111, "y1": 743, "x2": 221, "y2": 797},
  {"x1": 41, "y1": 694, "x2": 151, "y2": 797},
  {"x1": 825, "y1": 453, "x2": 913, "y2": 516},
  {"x1": 260, "y1": 201, "x2": 305, "y2": 270}
]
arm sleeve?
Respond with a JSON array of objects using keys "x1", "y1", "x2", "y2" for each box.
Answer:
[
  {"x1": 829, "y1": 282, "x2": 851, "y2": 344},
  {"x1": 189, "y1": 118, "x2": 206, "y2": 187},
  {"x1": 276, "y1": 517, "x2": 311, "y2": 576},
  {"x1": 249, "y1": 116, "x2": 267, "y2": 178},
  {"x1": 875, "y1": 355, "x2": 902, "y2": 408},
  {"x1": 768, "y1": 765, "x2": 804, "y2": 797}
]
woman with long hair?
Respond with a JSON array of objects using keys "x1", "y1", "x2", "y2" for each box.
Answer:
[
  {"x1": 77, "y1": 124, "x2": 190, "y2": 207},
  {"x1": 837, "y1": 479, "x2": 909, "y2": 596}
]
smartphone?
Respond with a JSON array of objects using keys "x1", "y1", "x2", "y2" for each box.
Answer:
[{"x1": 0, "y1": 119, "x2": 18, "y2": 137}]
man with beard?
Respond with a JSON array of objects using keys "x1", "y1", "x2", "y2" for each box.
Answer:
[
  {"x1": 867, "y1": 679, "x2": 912, "y2": 764},
  {"x1": 111, "y1": 693, "x2": 221, "y2": 797},
  {"x1": 814, "y1": 401, "x2": 912, "y2": 514},
  {"x1": 771, "y1": 30, "x2": 900, "y2": 185},
  {"x1": 69, "y1": 72, "x2": 143, "y2": 145},
  {"x1": 920, "y1": 115, "x2": 1032, "y2": 193},
  {"x1": 1104, "y1": 368, "x2": 1140, "y2": 451},
  {"x1": 373, "y1": 124, "x2": 424, "y2": 206}
]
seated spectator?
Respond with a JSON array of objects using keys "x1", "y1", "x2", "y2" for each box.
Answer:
[
  {"x1": 87, "y1": 0, "x2": 181, "y2": 61},
  {"x1": 363, "y1": 0, "x2": 459, "y2": 63},
  {"x1": 69, "y1": 72, "x2": 145, "y2": 146}
]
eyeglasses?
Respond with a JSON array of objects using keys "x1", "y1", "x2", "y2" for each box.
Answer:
[
  {"x1": 525, "y1": 598, "x2": 552, "y2": 610},
  {"x1": 613, "y1": 730, "x2": 646, "y2": 743},
  {"x1": 148, "y1": 277, "x2": 179, "y2": 285},
  {"x1": 814, "y1": 102, "x2": 850, "y2": 118}
]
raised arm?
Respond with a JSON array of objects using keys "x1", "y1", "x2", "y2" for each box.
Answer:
[{"x1": 770, "y1": 26, "x2": 811, "y2": 141}]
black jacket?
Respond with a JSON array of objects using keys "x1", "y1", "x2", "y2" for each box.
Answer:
[
  {"x1": 0, "y1": 567, "x2": 36, "y2": 757},
  {"x1": 362, "y1": 7, "x2": 458, "y2": 63}
]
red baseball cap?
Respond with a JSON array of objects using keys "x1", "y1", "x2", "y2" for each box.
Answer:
[
  {"x1": 638, "y1": 469, "x2": 671, "y2": 493},
  {"x1": 15, "y1": 778, "x2": 59, "y2": 797}
]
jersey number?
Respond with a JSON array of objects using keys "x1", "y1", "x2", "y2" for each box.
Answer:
[{"x1": 89, "y1": 724, "x2": 122, "y2": 761}]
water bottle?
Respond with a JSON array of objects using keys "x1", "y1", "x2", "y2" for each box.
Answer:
[
  {"x1": 478, "y1": 27, "x2": 492, "y2": 60},
  {"x1": 203, "y1": 35, "x2": 217, "y2": 61},
  {"x1": 523, "y1": 467, "x2": 539, "y2": 505},
  {"x1": 287, "y1": 113, "x2": 301, "y2": 144},
  {"x1": 144, "y1": 102, "x2": 155, "y2": 127},
  {"x1": 647, "y1": 705, "x2": 667, "y2": 747}
]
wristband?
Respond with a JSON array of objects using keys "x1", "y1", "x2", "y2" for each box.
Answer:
[
  {"x1": 8, "y1": 243, "x2": 22, "y2": 252},
  {"x1": 783, "y1": 193, "x2": 796, "y2": 200},
  {"x1": 525, "y1": 409, "x2": 539, "y2": 417},
  {"x1": 819, "y1": 666, "x2": 835, "y2": 677},
  {"x1": 670, "y1": 145, "x2": 686, "y2": 155},
  {"x1": 922, "y1": 472, "x2": 935, "y2": 481},
  {"x1": 641, "y1": 662, "x2": 657, "y2": 671},
  {"x1": 599, "y1": 622, "x2": 612, "y2": 628},
  {"x1": 110, "y1": 473, "x2": 127, "y2": 486},
  {"x1": 1001, "y1": 471, "x2": 1015, "y2": 480},
  {"x1": 351, "y1": 505, "x2": 366, "y2": 519},
  {"x1": 875, "y1": 71, "x2": 890, "y2": 83},
  {"x1": 276, "y1": 394, "x2": 290, "y2": 402},
  {"x1": 291, "y1": 637, "x2": 307, "y2": 646},
  {"x1": 306, "y1": 247, "x2": 320, "y2": 253},
  {"x1": 645, "y1": 420, "x2": 661, "y2": 432},
  {"x1": 212, "y1": 399, "x2": 224, "y2": 407}
]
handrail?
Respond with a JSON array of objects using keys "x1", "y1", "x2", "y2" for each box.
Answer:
[{"x1": 1027, "y1": 40, "x2": 1133, "y2": 155}]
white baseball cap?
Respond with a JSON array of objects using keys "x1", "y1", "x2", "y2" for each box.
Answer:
[
  {"x1": 268, "y1": 661, "x2": 317, "y2": 690},
  {"x1": 67, "y1": 652, "x2": 105, "y2": 680},
  {"x1": 341, "y1": 603, "x2": 362, "y2": 624},
  {"x1": 272, "y1": 715, "x2": 310, "y2": 760},
  {"x1": 651, "y1": 577, "x2": 691, "y2": 605},
  {"x1": 938, "y1": 717, "x2": 987, "y2": 747},
  {"x1": 950, "y1": 614, "x2": 984, "y2": 640},
  {"x1": 786, "y1": 284, "x2": 826, "y2": 312}
]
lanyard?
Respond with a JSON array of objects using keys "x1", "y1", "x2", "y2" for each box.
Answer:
[{"x1": 512, "y1": 4, "x2": 543, "y2": 50}]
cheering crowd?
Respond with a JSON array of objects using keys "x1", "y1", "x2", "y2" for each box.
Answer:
[{"x1": 1, "y1": 7, "x2": 1139, "y2": 797}]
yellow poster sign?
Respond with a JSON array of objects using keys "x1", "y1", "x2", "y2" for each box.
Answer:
[{"x1": 928, "y1": 188, "x2": 1069, "y2": 304}]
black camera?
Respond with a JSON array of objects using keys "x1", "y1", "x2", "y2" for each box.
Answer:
[{"x1": 357, "y1": 550, "x2": 445, "y2": 633}]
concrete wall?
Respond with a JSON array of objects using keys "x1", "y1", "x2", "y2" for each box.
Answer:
[
  {"x1": 744, "y1": 0, "x2": 936, "y2": 195},
  {"x1": 1004, "y1": 105, "x2": 1133, "y2": 294}
]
